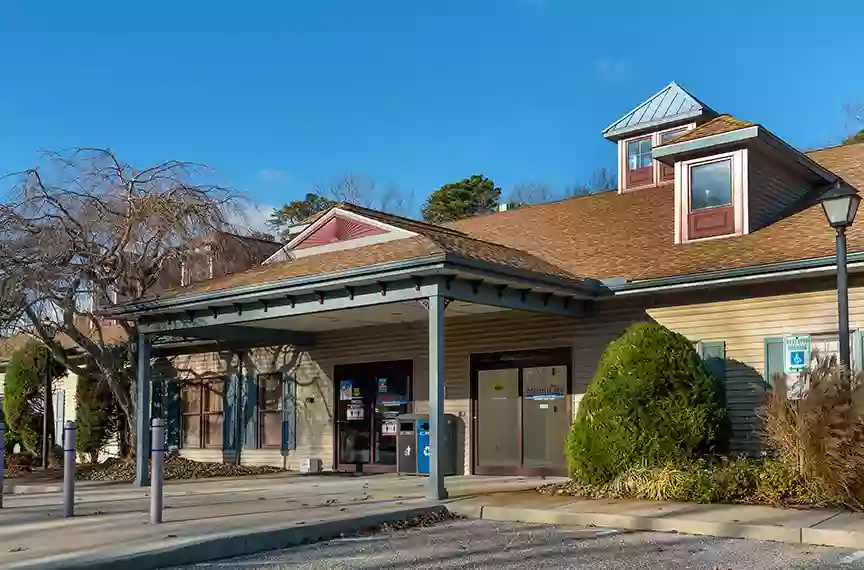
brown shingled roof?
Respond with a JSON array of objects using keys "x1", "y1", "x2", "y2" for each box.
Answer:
[
  {"x1": 115, "y1": 140, "x2": 864, "y2": 307},
  {"x1": 140, "y1": 210, "x2": 581, "y2": 301},
  {"x1": 658, "y1": 114, "x2": 755, "y2": 147},
  {"x1": 450, "y1": 141, "x2": 864, "y2": 281}
]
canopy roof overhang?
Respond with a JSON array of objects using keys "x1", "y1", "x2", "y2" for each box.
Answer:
[{"x1": 107, "y1": 254, "x2": 599, "y2": 340}]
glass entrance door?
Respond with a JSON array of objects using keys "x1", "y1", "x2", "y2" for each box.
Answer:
[
  {"x1": 472, "y1": 349, "x2": 571, "y2": 476},
  {"x1": 334, "y1": 360, "x2": 412, "y2": 472}
]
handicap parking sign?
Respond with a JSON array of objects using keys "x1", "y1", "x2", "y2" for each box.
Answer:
[{"x1": 783, "y1": 335, "x2": 811, "y2": 374}]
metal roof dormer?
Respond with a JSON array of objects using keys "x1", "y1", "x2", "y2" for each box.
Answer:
[{"x1": 602, "y1": 81, "x2": 716, "y2": 141}]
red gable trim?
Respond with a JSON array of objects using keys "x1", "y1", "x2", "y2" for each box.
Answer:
[{"x1": 293, "y1": 214, "x2": 388, "y2": 250}]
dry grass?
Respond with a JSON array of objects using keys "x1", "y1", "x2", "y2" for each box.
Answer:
[{"x1": 761, "y1": 356, "x2": 864, "y2": 508}]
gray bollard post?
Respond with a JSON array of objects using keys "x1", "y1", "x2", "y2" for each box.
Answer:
[
  {"x1": 63, "y1": 421, "x2": 76, "y2": 517},
  {"x1": 1, "y1": 415, "x2": 5, "y2": 509},
  {"x1": 150, "y1": 418, "x2": 165, "y2": 524}
]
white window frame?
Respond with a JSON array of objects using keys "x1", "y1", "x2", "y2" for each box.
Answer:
[
  {"x1": 617, "y1": 123, "x2": 696, "y2": 193},
  {"x1": 674, "y1": 149, "x2": 749, "y2": 244}
]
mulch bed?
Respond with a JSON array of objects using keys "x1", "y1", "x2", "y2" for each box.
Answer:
[{"x1": 4, "y1": 455, "x2": 285, "y2": 482}]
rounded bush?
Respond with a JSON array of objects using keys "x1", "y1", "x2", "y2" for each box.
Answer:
[{"x1": 566, "y1": 323, "x2": 725, "y2": 485}]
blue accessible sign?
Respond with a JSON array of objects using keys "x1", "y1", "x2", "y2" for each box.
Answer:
[{"x1": 783, "y1": 335, "x2": 811, "y2": 374}]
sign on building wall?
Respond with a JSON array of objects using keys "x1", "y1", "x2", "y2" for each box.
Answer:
[{"x1": 783, "y1": 334, "x2": 811, "y2": 375}]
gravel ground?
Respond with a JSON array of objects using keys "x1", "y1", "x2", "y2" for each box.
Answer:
[{"x1": 165, "y1": 519, "x2": 864, "y2": 569}]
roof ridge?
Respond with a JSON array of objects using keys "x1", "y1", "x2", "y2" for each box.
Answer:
[
  {"x1": 806, "y1": 139, "x2": 864, "y2": 155},
  {"x1": 446, "y1": 188, "x2": 621, "y2": 226},
  {"x1": 335, "y1": 203, "x2": 470, "y2": 237}
]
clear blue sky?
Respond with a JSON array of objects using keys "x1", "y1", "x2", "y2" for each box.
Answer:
[{"x1": 1, "y1": 0, "x2": 862, "y2": 225}]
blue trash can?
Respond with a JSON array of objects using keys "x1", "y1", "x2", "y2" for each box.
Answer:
[
  {"x1": 397, "y1": 413, "x2": 457, "y2": 476},
  {"x1": 416, "y1": 420, "x2": 431, "y2": 474}
]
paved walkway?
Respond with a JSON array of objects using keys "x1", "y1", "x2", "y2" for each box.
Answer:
[
  {"x1": 449, "y1": 490, "x2": 864, "y2": 548},
  {"x1": 0, "y1": 473, "x2": 548, "y2": 570},
  {"x1": 3, "y1": 475, "x2": 864, "y2": 570}
]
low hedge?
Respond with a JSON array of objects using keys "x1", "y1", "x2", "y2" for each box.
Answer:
[{"x1": 541, "y1": 456, "x2": 831, "y2": 508}]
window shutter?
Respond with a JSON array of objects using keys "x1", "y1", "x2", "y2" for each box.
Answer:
[
  {"x1": 281, "y1": 373, "x2": 297, "y2": 455},
  {"x1": 700, "y1": 341, "x2": 726, "y2": 382},
  {"x1": 53, "y1": 389, "x2": 66, "y2": 446},
  {"x1": 243, "y1": 374, "x2": 259, "y2": 448},
  {"x1": 165, "y1": 379, "x2": 181, "y2": 451},
  {"x1": 853, "y1": 330, "x2": 864, "y2": 372},
  {"x1": 223, "y1": 374, "x2": 243, "y2": 456},
  {"x1": 763, "y1": 337, "x2": 785, "y2": 388}
]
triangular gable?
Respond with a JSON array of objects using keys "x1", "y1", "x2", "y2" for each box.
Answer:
[
  {"x1": 293, "y1": 215, "x2": 388, "y2": 249},
  {"x1": 602, "y1": 81, "x2": 716, "y2": 141},
  {"x1": 263, "y1": 207, "x2": 418, "y2": 263}
]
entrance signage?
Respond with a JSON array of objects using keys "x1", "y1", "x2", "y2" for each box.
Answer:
[
  {"x1": 339, "y1": 380, "x2": 353, "y2": 401},
  {"x1": 783, "y1": 335, "x2": 811, "y2": 374}
]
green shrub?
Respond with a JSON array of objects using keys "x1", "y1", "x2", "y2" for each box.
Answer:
[
  {"x1": 76, "y1": 375, "x2": 119, "y2": 463},
  {"x1": 566, "y1": 323, "x2": 725, "y2": 485},
  {"x1": 756, "y1": 458, "x2": 805, "y2": 503},
  {"x1": 3, "y1": 342, "x2": 65, "y2": 454},
  {"x1": 714, "y1": 456, "x2": 761, "y2": 502}
]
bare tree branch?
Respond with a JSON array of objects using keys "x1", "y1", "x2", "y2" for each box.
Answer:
[{"x1": 0, "y1": 148, "x2": 243, "y2": 445}]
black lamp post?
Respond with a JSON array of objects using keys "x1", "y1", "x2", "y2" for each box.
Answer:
[{"x1": 820, "y1": 181, "x2": 861, "y2": 369}]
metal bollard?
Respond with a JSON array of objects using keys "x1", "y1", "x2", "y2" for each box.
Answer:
[
  {"x1": 150, "y1": 418, "x2": 165, "y2": 524},
  {"x1": 63, "y1": 421, "x2": 76, "y2": 517},
  {"x1": 1, "y1": 416, "x2": 5, "y2": 509}
]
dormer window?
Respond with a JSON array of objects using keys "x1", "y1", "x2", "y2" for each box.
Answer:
[
  {"x1": 690, "y1": 159, "x2": 732, "y2": 210},
  {"x1": 678, "y1": 151, "x2": 745, "y2": 241},
  {"x1": 626, "y1": 137, "x2": 653, "y2": 187},
  {"x1": 658, "y1": 127, "x2": 687, "y2": 182}
]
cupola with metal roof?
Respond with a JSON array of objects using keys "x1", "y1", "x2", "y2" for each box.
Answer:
[{"x1": 602, "y1": 81, "x2": 716, "y2": 141}]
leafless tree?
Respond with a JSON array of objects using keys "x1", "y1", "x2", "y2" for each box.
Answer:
[
  {"x1": 319, "y1": 173, "x2": 413, "y2": 216},
  {"x1": 0, "y1": 148, "x2": 242, "y2": 448},
  {"x1": 507, "y1": 182, "x2": 556, "y2": 206},
  {"x1": 842, "y1": 103, "x2": 864, "y2": 146},
  {"x1": 567, "y1": 166, "x2": 617, "y2": 197}
]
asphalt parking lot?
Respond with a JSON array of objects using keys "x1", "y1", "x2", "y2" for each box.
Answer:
[{"x1": 167, "y1": 518, "x2": 864, "y2": 570}]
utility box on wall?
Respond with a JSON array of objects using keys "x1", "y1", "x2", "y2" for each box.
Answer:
[
  {"x1": 300, "y1": 458, "x2": 322, "y2": 474},
  {"x1": 396, "y1": 413, "x2": 457, "y2": 476}
]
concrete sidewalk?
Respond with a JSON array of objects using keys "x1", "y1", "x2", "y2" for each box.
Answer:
[
  {"x1": 448, "y1": 490, "x2": 864, "y2": 548},
  {"x1": 0, "y1": 474, "x2": 547, "y2": 570}
]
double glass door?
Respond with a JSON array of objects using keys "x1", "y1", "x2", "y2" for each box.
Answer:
[
  {"x1": 334, "y1": 360, "x2": 412, "y2": 472},
  {"x1": 473, "y1": 349, "x2": 571, "y2": 476}
]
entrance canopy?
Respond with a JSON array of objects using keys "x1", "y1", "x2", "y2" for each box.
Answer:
[
  {"x1": 106, "y1": 204, "x2": 598, "y2": 340},
  {"x1": 105, "y1": 204, "x2": 597, "y2": 497}
]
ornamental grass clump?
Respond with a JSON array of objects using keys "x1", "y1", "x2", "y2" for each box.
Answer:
[{"x1": 761, "y1": 355, "x2": 864, "y2": 509}]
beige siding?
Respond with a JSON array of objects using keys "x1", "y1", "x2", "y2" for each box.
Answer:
[
  {"x1": 172, "y1": 276, "x2": 864, "y2": 471},
  {"x1": 647, "y1": 277, "x2": 864, "y2": 453},
  {"x1": 748, "y1": 148, "x2": 815, "y2": 231}
]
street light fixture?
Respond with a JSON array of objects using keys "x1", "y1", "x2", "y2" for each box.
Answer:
[{"x1": 820, "y1": 181, "x2": 861, "y2": 369}]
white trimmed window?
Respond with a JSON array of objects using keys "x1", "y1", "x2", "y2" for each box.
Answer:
[
  {"x1": 618, "y1": 124, "x2": 695, "y2": 191},
  {"x1": 676, "y1": 149, "x2": 748, "y2": 243}
]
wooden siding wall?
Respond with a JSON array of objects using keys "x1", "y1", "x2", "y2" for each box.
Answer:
[
  {"x1": 648, "y1": 276, "x2": 864, "y2": 453},
  {"x1": 232, "y1": 301, "x2": 648, "y2": 474},
  {"x1": 747, "y1": 148, "x2": 815, "y2": 231},
  {"x1": 174, "y1": 276, "x2": 864, "y2": 472}
]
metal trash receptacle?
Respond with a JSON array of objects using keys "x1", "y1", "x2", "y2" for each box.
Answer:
[
  {"x1": 397, "y1": 413, "x2": 457, "y2": 476},
  {"x1": 396, "y1": 419, "x2": 417, "y2": 474}
]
